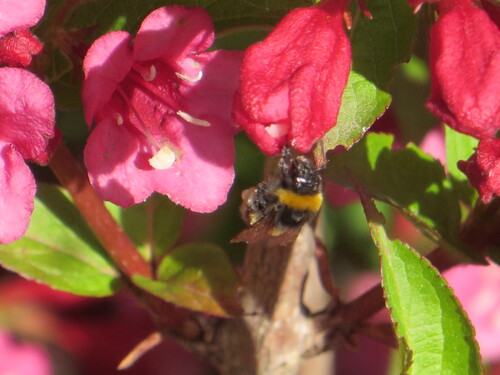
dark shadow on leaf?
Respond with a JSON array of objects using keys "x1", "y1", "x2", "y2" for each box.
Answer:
[{"x1": 325, "y1": 133, "x2": 462, "y2": 248}]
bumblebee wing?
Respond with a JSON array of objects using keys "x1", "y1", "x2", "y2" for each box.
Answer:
[
  {"x1": 231, "y1": 216, "x2": 302, "y2": 246},
  {"x1": 239, "y1": 187, "x2": 259, "y2": 225}
]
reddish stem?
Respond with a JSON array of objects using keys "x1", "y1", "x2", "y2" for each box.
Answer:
[
  {"x1": 340, "y1": 247, "x2": 457, "y2": 324},
  {"x1": 48, "y1": 141, "x2": 194, "y2": 332},
  {"x1": 48, "y1": 141, "x2": 153, "y2": 279},
  {"x1": 315, "y1": 239, "x2": 340, "y2": 301},
  {"x1": 338, "y1": 198, "x2": 500, "y2": 326}
]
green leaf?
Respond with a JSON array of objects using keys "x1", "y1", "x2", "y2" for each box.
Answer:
[
  {"x1": 391, "y1": 55, "x2": 438, "y2": 144},
  {"x1": 133, "y1": 243, "x2": 241, "y2": 316},
  {"x1": 106, "y1": 194, "x2": 185, "y2": 263},
  {"x1": 360, "y1": 195, "x2": 483, "y2": 375},
  {"x1": 0, "y1": 184, "x2": 121, "y2": 297},
  {"x1": 52, "y1": 0, "x2": 305, "y2": 40},
  {"x1": 324, "y1": 0, "x2": 417, "y2": 150},
  {"x1": 445, "y1": 126, "x2": 479, "y2": 206},
  {"x1": 213, "y1": 27, "x2": 271, "y2": 51},
  {"x1": 327, "y1": 70, "x2": 391, "y2": 149},
  {"x1": 324, "y1": 133, "x2": 486, "y2": 263}
]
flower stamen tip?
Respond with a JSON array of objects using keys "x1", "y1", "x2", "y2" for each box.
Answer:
[
  {"x1": 175, "y1": 70, "x2": 203, "y2": 83},
  {"x1": 149, "y1": 145, "x2": 176, "y2": 170},
  {"x1": 176, "y1": 110, "x2": 211, "y2": 127},
  {"x1": 265, "y1": 123, "x2": 288, "y2": 139},
  {"x1": 141, "y1": 65, "x2": 157, "y2": 81}
]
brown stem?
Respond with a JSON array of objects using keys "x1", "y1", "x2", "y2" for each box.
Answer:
[
  {"x1": 211, "y1": 225, "x2": 318, "y2": 375},
  {"x1": 48, "y1": 141, "x2": 152, "y2": 279}
]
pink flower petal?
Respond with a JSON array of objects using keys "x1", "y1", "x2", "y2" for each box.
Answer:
[
  {"x1": 458, "y1": 137, "x2": 500, "y2": 203},
  {"x1": 480, "y1": 0, "x2": 500, "y2": 28},
  {"x1": 0, "y1": 0, "x2": 46, "y2": 35},
  {"x1": 0, "y1": 141, "x2": 36, "y2": 244},
  {"x1": 84, "y1": 117, "x2": 234, "y2": 213},
  {"x1": 0, "y1": 28, "x2": 43, "y2": 67},
  {"x1": 84, "y1": 117, "x2": 154, "y2": 208},
  {"x1": 179, "y1": 49, "x2": 244, "y2": 133},
  {"x1": 0, "y1": 67, "x2": 55, "y2": 161},
  {"x1": 0, "y1": 330, "x2": 52, "y2": 375},
  {"x1": 151, "y1": 119, "x2": 235, "y2": 213},
  {"x1": 82, "y1": 31, "x2": 133, "y2": 126},
  {"x1": 419, "y1": 126, "x2": 446, "y2": 166},
  {"x1": 444, "y1": 262, "x2": 500, "y2": 363},
  {"x1": 133, "y1": 5, "x2": 214, "y2": 77},
  {"x1": 324, "y1": 182, "x2": 359, "y2": 207}
]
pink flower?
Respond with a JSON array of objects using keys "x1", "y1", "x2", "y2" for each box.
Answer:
[
  {"x1": 444, "y1": 262, "x2": 500, "y2": 363},
  {"x1": 0, "y1": 0, "x2": 45, "y2": 67},
  {"x1": 419, "y1": 126, "x2": 446, "y2": 166},
  {"x1": 0, "y1": 277, "x2": 210, "y2": 375},
  {"x1": 233, "y1": 0, "x2": 351, "y2": 155},
  {"x1": 425, "y1": 0, "x2": 500, "y2": 139},
  {"x1": 0, "y1": 0, "x2": 46, "y2": 35},
  {"x1": 458, "y1": 138, "x2": 500, "y2": 203},
  {"x1": 0, "y1": 67, "x2": 56, "y2": 244},
  {"x1": 0, "y1": 330, "x2": 52, "y2": 375},
  {"x1": 324, "y1": 182, "x2": 359, "y2": 207},
  {"x1": 82, "y1": 6, "x2": 243, "y2": 212}
]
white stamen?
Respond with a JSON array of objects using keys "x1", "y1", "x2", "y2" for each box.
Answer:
[
  {"x1": 149, "y1": 145, "x2": 176, "y2": 170},
  {"x1": 176, "y1": 110, "x2": 211, "y2": 127},
  {"x1": 141, "y1": 65, "x2": 157, "y2": 81},
  {"x1": 116, "y1": 113, "x2": 124, "y2": 125},
  {"x1": 175, "y1": 70, "x2": 203, "y2": 83},
  {"x1": 265, "y1": 123, "x2": 288, "y2": 138}
]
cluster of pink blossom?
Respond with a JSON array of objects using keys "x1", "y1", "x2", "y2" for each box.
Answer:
[
  {"x1": 0, "y1": 0, "x2": 498, "y2": 371},
  {"x1": 0, "y1": 0, "x2": 497, "y2": 236},
  {"x1": 0, "y1": 0, "x2": 353, "y2": 243}
]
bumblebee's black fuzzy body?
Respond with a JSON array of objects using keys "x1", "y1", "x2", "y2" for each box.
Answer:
[{"x1": 236, "y1": 148, "x2": 323, "y2": 243}]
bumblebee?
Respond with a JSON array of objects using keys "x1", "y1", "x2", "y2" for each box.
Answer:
[{"x1": 233, "y1": 148, "x2": 323, "y2": 245}]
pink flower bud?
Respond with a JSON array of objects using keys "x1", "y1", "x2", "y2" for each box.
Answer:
[
  {"x1": 458, "y1": 137, "x2": 500, "y2": 203},
  {"x1": 233, "y1": 0, "x2": 351, "y2": 155},
  {"x1": 426, "y1": 0, "x2": 500, "y2": 139}
]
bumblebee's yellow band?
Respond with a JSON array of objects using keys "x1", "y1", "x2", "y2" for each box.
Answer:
[{"x1": 275, "y1": 188, "x2": 323, "y2": 212}]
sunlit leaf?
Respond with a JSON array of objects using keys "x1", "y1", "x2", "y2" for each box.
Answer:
[
  {"x1": 0, "y1": 184, "x2": 121, "y2": 296},
  {"x1": 133, "y1": 243, "x2": 240, "y2": 316},
  {"x1": 324, "y1": 0, "x2": 417, "y2": 150},
  {"x1": 360, "y1": 194, "x2": 483, "y2": 375}
]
